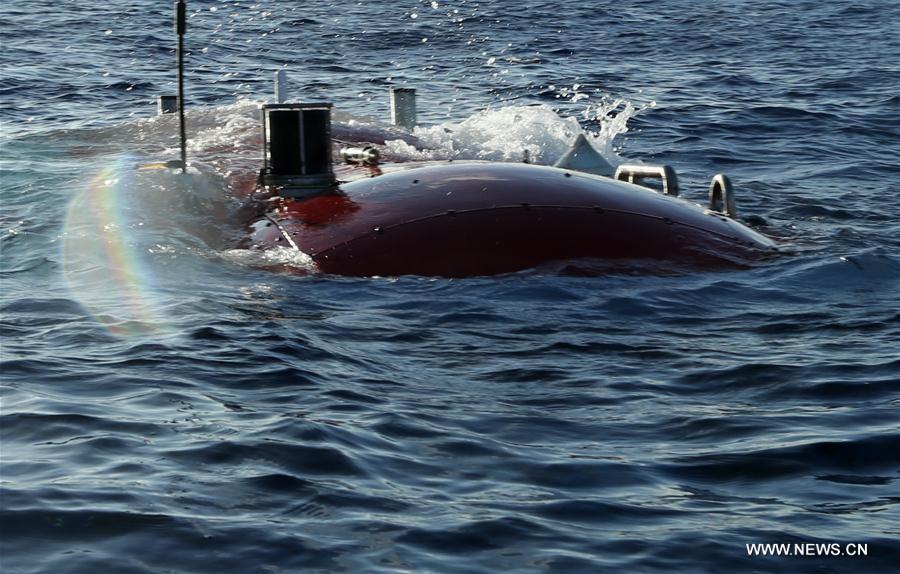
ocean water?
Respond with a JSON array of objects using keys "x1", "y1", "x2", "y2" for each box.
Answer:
[{"x1": 2, "y1": 0, "x2": 899, "y2": 572}]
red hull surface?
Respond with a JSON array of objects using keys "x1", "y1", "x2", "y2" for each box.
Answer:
[{"x1": 249, "y1": 162, "x2": 777, "y2": 277}]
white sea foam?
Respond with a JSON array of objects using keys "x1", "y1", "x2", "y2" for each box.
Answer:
[
  {"x1": 221, "y1": 246, "x2": 317, "y2": 272},
  {"x1": 52, "y1": 95, "x2": 640, "y2": 183},
  {"x1": 380, "y1": 100, "x2": 641, "y2": 166},
  {"x1": 161, "y1": 97, "x2": 642, "y2": 170}
]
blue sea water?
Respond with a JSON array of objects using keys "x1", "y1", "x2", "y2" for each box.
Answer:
[{"x1": 2, "y1": 0, "x2": 899, "y2": 572}]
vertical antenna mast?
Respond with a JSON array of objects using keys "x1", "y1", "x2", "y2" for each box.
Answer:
[{"x1": 176, "y1": 0, "x2": 187, "y2": 173}]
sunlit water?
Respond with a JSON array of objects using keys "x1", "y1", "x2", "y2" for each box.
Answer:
[{"x1": 2, "y1": 1, "x2": 899, "y2": 572}]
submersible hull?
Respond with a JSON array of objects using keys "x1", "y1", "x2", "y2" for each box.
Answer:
[{"x1": 249, "y1": 161, "x2": 777, "y2": 277}]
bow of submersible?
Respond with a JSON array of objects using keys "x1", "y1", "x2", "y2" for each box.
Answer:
[{"x1": 245, "y1": 100, "x2": 777, "y2": 278}]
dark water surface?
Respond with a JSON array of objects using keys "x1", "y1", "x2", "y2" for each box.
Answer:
[{"x1": 2, "y1": 1, "x2": 899, "y2": 572}]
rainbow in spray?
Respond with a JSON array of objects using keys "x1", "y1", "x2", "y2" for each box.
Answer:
[{"x1": 62, "y1": 156, "x2": 169, "y2": 337}]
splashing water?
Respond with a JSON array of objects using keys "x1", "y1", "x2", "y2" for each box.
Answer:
[
  {"x1": 381, "y1": 100, "x2": 643, "y2": 164},
  {"x1": 220, "y1": 246, "x2": 317, "y2": 273}
]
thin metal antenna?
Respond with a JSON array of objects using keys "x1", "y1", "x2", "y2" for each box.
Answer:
[{"x1": 176, "y1": 0, "x2": 187, "y2": 174}]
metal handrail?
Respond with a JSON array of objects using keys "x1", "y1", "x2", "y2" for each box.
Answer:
[
  {"x1": 708, "y1": 173, "x2": 737, "y2": 218},
  {"x1": 614, "y1": 164, "x2": 680, "y2": 197}
]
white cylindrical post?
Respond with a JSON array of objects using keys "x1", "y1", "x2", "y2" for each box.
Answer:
[
  {"x1": 274, "y1": 70, "x2": 288, "y2": 103},
  {"x1": 390, "y1": 87, "x2": 417, "y2": 130}
]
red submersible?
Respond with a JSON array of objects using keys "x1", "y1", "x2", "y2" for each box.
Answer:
[{"x1": 248, "y1": 102, "x2": 777, "y2": 277}]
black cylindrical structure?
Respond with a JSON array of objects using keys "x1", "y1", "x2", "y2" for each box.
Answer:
[
  {"x1": 157, "y1": 95, "x2": 178, "y2": 115},
  {"x1": 261, "y1": 103, "x2": 334, "y2": 196}
]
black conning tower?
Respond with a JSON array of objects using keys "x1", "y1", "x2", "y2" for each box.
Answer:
[{"x1": 260, "y1": 103, "x2": 335, "y2": 197}]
